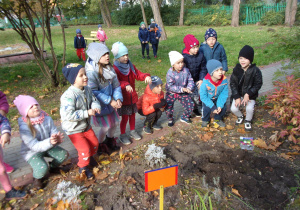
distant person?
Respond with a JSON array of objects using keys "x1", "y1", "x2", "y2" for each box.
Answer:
[
  {"x1": 137, "y1": 76, "x2": 166, "y2": 134},
  {"x1": 14, "y1": 95, "x2": 68, "y2": 189},
  {"x1": 96, "y1": 24, "x2": 108, "y2": 45},
  {"x1": 149, "y1": 23, "x2": 161, "y2": 58},
  {"x1": 74, "y1": 29, "x2": 86, "y2": 61},
  {"x1": 200, "y1": 28, "x2": 228, "y2": 73},
  {"x1": 138, "y1": 22, "x2": 150, "y2": 59},
  {"x1": 230, "y1": 45, "x2": 263, "y2": 131},
  {"x1": 148, "y1": 18, "x2": 162, "y2": 33},
  {"x1": 200, "y1": 59, "x2": 228, "y2": 128}
]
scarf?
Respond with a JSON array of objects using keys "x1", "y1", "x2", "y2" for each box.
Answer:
[
  {"x1": 204, "y1": 73, "x2": 224, "y2": 87},
  {"x1": 22, "y1": 110, "x2": 49, "y2": 125},
  {"x1": 113, "y1": 60, "x2": 136, "y2": 76}
]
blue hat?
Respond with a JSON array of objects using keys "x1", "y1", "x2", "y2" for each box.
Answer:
[
  {"x1": 62, "y1": 63, "x2": 83, "y2": 84},
  {"x1": 76, "y1": 29, "x2": 81, "y2": 34},
  {"x1": 98, "y1": 24, "x2": 102, "y2": 28},
  {"x1": 149, "y1": 76, "x2": 163, "y2": 90},
  {"x1": 206, "y1": 59, "x2": 222, "y2": 76},
  {"x1": 111, "y1": 42, "x2": 128, "y2": 59},
  {"x1": 205, "y1": 28, "x2": 217, "y2": 41}
]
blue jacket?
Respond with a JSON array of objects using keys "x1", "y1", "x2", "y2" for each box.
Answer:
[
  {"x1": 200, "y1": 42, "x2": 228, "y2": 71},
  {"x1": 74, "y1": 35, "x2": 86, "y2": 49},
  {"x1": 138, "y1": 27, "x2": 149, "y2": 42},
  {"x1": 148, "y1": 24, "x2": 162, "y2": 33},
  {"x1": 199, "y1": 74, "x2": 228, "y2": 111},
  {"x1": 182, "y1": 48, "x2": 207, "y2": 82},
  {"x1": 149, "y1": 28, "x2": 161, "y2": 45}
]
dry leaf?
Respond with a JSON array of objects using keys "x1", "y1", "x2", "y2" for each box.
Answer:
[
  {"x1": 291, "y1": 145, "x2": 300, "y2": 151},
  {"x1": 158, "y1": 143, "x2": 168, "y2": 147},
  {"x1": 60, "y1": 170, "x2": 67, "y2": 177},
  {"x1": 109, "y1": 171, "x2": 120, "y2": 183},
  {"x1": 110, "y1": 151, "x2": 118, "y2": 157},
  {"x1": 17, "y1": 75, "x2": 22, "y2": 79},
  {"x1": 95, "y1": 207, "x2": 104, "y2": 210},
  {"x1": 39, "y1": 95, "x2": 46, "y2": 99},
  {"x1": 152, "y1": 191, "x2": 159, "y2": 197},
  {"x1": 169, "y1": 207, "x2": 176, "y2": 210},
  {"x1": 237, "y1": 128, "x2": 246, "y2": 134},
  {"x1": 121, "y1": 160, "x2": 125, "y2": 169},
  {"x1": 254, "y1": 138, "x2": 268, "y2": 149},
  {"x1": 219, "y1": 127, "x2": 226, "y2": 131},
  {"x1": 119, "y1": 147, "x2": 124, "y2": 160},
  {"x1": 61, "y1": 159, "x2": 72, "y2": 166},
  {"x1": 9, "y1": 104, "x2": 16, "y2": 108},
  {"x1": 85, "y1": 187, "x2": 93, "y2": 192},
  {"x1": 126, "y1": 176, "x2": 137, "y2": 184},
  {"x1": 160, "y1": 136, "x2": 165, "y2": 140},
  {"x1": 14, "y1": 80, "x2": 18, "y2": 82},
  {"x1": 3, "y1": 90, "x2": 10, "y2": 95},
  {"x1": 269, "y1": 131, "x2": 280, "y2": 142},
  {"x1": 30, "y1": 203, "x2": 39, "y2": 210},
  {"x1": 93, "y1": 167, "x2": 100, "y2": 175},
  {"x1": 226, "y1": 125, "x2": 234, "y2": 130},
  {"x1": 280, "y1": 153, "x2": 295, "y2": 161},
  {"x1": 96, "y1": 172, "x2": 108, "y2": 180},
  {"x1": 202, "y1": 127, "x2": 210, "y2": 131},
  {"x1": 57, "y1": 200, "x2": 66, "y2": 210},
  {"x1": 147, "y1": 60, "x2": 151, "y2": 63},
  {"x1": 213, "y1": 122, "x2": 219, "y2": 128},
  {"x1": 176, "y1": 140, "x2": 182, "y2": 143},
  {"x1": 209, "y1": 127, "x2": 219, "y2": 132},
  {"x1": 232, "y1": 188, "x2": 242, "y2": 197},
  {"x1": 224, "y1": 141, "x2": 235, "y2": 149},
  {"x1": 100, "y1": 160, "x2": 111, "y2": 165},
  {"x1": 286, "y1": 152, "x2": 300, "y2": 156},
  {"x1": 158, "y1": 59, "x2": 162, "y2": 63},
  {"x1": 50, "y1": 107, "x2": 58, "y2": 114}
]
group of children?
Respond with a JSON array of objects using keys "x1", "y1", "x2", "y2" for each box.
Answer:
[{"x1": 0, "y1": 26, "x2": 263, "y2": 200}]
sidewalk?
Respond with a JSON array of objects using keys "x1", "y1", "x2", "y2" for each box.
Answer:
[{"x1": 3, "y1": 61, "x2": 290, "y2": 187}]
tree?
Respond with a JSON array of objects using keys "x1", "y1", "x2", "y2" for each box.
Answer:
[
  {"x1": 98, "y1": 0, "x2": 112, "y2": 27},
  {"x1": 231, "y1": 0, "x2": 240, "y2": 27},
  {"x1": 179, "y1": 0, "x2": 184, "y2": 26},
  {"x1": 0, "y1": 0, "x2": 60, "y2": 87},
  {"x1": 285, "y1": 0, "x2": 298, "y2": 27},
  {"x1": 56, "y1": 6, "x2": 66, "y2": 67},
  {"x1": 148, "y1": 0, "x2": 167, "y2": 40},
  {"x1": 139, "y1": 0, "x2": 148, "y2": 28}
]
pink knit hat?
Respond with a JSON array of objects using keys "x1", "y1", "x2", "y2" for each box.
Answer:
[
  {"x1": 183, "y1": 34, "x2": 199, "y2": 52},
  {"x1": 14, "y1": 95, "x2": 39, "y2": 118}
]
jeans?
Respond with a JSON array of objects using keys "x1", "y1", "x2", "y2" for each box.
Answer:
[
  {"x1": 202, "y1": 100, "x2": 226, "y2": 122},
  {"x1": 141, "y1": 42, "x2": 149, "y2": 56}
]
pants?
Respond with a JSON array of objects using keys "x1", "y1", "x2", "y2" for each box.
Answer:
[
  {"x1": 202, "y1": 101, "x2": 226, "y2": 122},
  {"x1": 98, "y1": 122, "x2": 117, "y2": 143},
  {"x1": 27, "y1": 146, "x2": 68, "y2": 179},
  {"x1": 152, "y1": 43, "x2": 158, "y2": 56},
  {"x1": 141, "y1": 43, "x2": 149, "y2": 56},
  {"x1": 0, "y1": 147, "x2": 12, "y2": 192},
  {"x1": 165, "y1": 92, "x2": 194, "y2": 121},
  {"x1": 191, "y1": 88, "x2": 202, "y2": 112},
  {"x1": 120, "y1": 114, "x2": 135, "y2": 134},
  {"x1": 231, "y1": 99, "x2": 255, "y2": 121},
  {"x1": 76, "y1": 48, "x2": 86, "y2": 61},
  {"x1": 100, "y1": 41, "x2": 106, "y2": 45},
  {"x1": 138, "y1": 109, "x2": 162, "y2": 128},
  {"x1": 68, "y1": 128, "x2": 98, "y2": 168}
]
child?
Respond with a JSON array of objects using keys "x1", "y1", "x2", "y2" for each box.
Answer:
[
  {"x1": 149, "y1": 23, "x2": 161, "y2": 58},
  {"x1": 0, "y1": 113, "x2": 27, "y2": 200},
  {"x1": 138, "y1": 22, "x2": 150, "y2": 59},
  {"x1": 60, "y1": 63, "x2": 101, "y2": 179},
  {"x1": 182, "y1": 34, "x2": 207, "y2": 117},
  {"x1": 14, "y1": 95, "x2": 68, "y2": 189},
  {"x1": 200, "y1": 59, "x2": 228, "y2": 128},
  {"x1": 112, "y1": 42, "x2": 151, "y2": 145},
  {"x1": 147, "y1": 18, "x2": 162, "y2": 33},
  {"x1": 165, "y1": 51, "x2": 195, "y2": 127},
  {"x1": 85, "y1": 43, "x2": 122, "y2": 154},
  {"x1": 230, "y1": 45, "x2": 263, "y2": 131},
  {"x1": 74, "y1": 29, "x2": 86, "y2": 61},
  {"x1": 200, "y1": 28, "x2": 228, "y2": 73},
  {"x1": 137, "y1": 76, "x2": 166, "y2": 134},
  {"x1": 96, "y1": 24, "x2": 108, "y2": 45},
  {"x1": 0, "y1": 91, "x2": 14, "y2": 173}
]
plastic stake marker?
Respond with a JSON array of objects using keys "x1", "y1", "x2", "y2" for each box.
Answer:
[{"x1": 160, "y1": 185, "x2": 164, "y2": 210}]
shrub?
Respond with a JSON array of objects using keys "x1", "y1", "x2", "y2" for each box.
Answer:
[
  {"x1": 185, "y1": 10, "x2": 231, "y2": 26},
  {"x1": 260, "y1": 11, "x2": 284, "y2": 26}
]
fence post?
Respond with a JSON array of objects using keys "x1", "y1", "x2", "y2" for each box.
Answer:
[{"x1": 245, "y1": 6, "x2": 248, "y2": 25}]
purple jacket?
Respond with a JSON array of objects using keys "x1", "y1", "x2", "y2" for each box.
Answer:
[
  {"x1": 165, "y1": 67, "x2": 195, "y2": 93},
  {"x1": 0, "y1": 114, "x2": 11, "y2": 135},
  {"x1": 0, "y1": 91, "x2": 9, "y2": 114}
]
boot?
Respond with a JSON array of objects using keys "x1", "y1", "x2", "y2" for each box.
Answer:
[
  {"x1": 89, "y1": 156, "x2": 98, "y2": 167},
  {"x1": 32, "y1": 178, "x2": 43, "y2": 190},
  {"x1": 97, "y1": 141, "x2": 110, "y2": 155},
  {"x1": 105, "y1": 136, "x2": 120, "y2": 151}
]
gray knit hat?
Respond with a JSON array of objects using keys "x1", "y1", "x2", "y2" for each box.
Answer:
[
  {"x1": 86, "y1": 42, "x2": 109, "y2": 62},
  {"x1": 149, "y1": 76, "x2": 163, "y2": 90},
  {"x1": 206, "y1": 59, "x2": 222, "y2": 76}
]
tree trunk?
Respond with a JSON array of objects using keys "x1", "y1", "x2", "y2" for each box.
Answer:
[
  {"x1": 179, "y1": 0, "x2": 184, "y2": 26},
  {"x1": 285, "y1": 0, "x2": 292, "y2": 25},
  {"x1": 57, "y1": 6, "x2": 66, "y2": 67},
  {"x1": 99, "y1": 1, "x2": 109, "y2": 26},
  {"x1": 140, "y1": 0, "x2": 148, "y2": 28},
  {"x1": 103, "y1": 0, "x2": 112, "y2": 27},
  {"x1": 231, "y1": 0, "x2": 240, "y2": 27},
  {"x1": 289, "y1": 0, "x2": 298, "y2": 26},
  {"x1": 149, "y1": 0, "x2": 167, "y2": 40}
]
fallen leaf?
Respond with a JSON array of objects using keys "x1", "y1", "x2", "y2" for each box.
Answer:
[
  {"x1": 14, "y1": 80, "x2": 18, "y2": 82},
  {"x1": 17, "y1": 75, "x2": 22, "y2": 79},
  {"x1": 100, "y1": 160, "x2": 111, "y2": 165},
  {"x1": 237, "y1": 128, "x2": 246, "y2": 134},
  {"x1": 0, "y1": 189, "x2": 5, "y2": 194},
  {"x1": 201, "y1": 127, "x2": 210, "y2": 131},
  {"x1": 39, "y1": 95, "x2": 46, "y2": 99},
  {"x1": 219, "y1": 127, "x2": 226, "y2": 131},
  {"x1": 157, "y1": 59, "x2": 162, "y2": 63},
  {"x1": 286, "y1": 152, "x2": 300, "y2": 156},
  {"x1": 3, "y1": 90, "x2": 10, "y2": 95},
  {"x1": 280, "y1": 153, "x2": 295, "y2": 161},
  {"x1": 9, "y1": 104, "x2": 16, "y2": 108},
  {"x1": 176, "y1": 140, "x2": 182, "y2": 143},
  {"x1": 226, "y1": 125, "x2": 234, "y2": 130},
  {"x1": 45, "y1": 198, "x2": 56, "y2": 209},
  {"x1": 96, "y1": 172, "x2": 108, "y2": 180},
  {"x1": 84, "y1": 180, "x2": 95, "y2": 187},
  {"x1": 50, "y1": 107, "x2": 58, "y2": 114},
  {"x1": 209, "y1": 127, "x2": 219, "y2": 132},
  {"x1": 152, "y1": 191, "x2": 159, "y2": 197},
  {"x1": 232, "y1": 188, "x2": 242, "y2": 197},
  {"x1": 224, "y1": 141, "x2": 235, "y2": 149},
  {"x1": 44, "y1": 88, "x2": 49, "y2": 92},
  {"x1": 121, "y1": 160, "x2": 125, "y2": 169},
  {"x1": 269, "y1": 131, "x2": 280, "y2": 142},
  {"x1": 109, "y1": 171, "x2": 120, "y2": 183},
  {"x1": 93, "y1": 167, "x2": 100, "y2": 175},
  {"x1": 291, "y1": 145, "x2": 300, "y2": 151},
  {"x1": 30, "y1": 203, "x2": 39, "y2": 210},
  {"x1": 110, "y1": 151, "x2": 118, "y2": 157},
  {"x1": 126, "y1": 176, "x2": 137, "y2": 184},
  {"x1": 169, "y1": 207, "x2": 176, "y2": 210},
  {"x1": 95, "y1": 207, "x2": 104, "y2": 210},
  {"x1": 60, "y1": 170, "x2": 67, "y2": 177},
  {"x1": 148, "y1": 60, "x2": 151, "y2": 63},
  {"x1": 160, "y1": 136, "x2": 165, "y2": 140},
  {"x1": 213, "y1": 122, "x2": 219, "y2": 128},
  {"x1": 254, "y1": 138, "x2": 268, "y2": 149},
  {"x1": 158, "y1": 143, "x2": 168, "y2": 147},
  {"x1": 119, "y1": 147, "x2": 124, "y2": 160},
  {"x1": 56, "y1": 200, "x2": 66, "y2": 210},
  {"x1": 61, "y1": 159, "x2": 72, "y2": 166}
]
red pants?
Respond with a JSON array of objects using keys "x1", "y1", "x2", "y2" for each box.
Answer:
[
  {"x1": 120, "y1": 114, "x2": 135, "y2": 134},
  {"x1": 68, "y1": 128, "x2": 98, "y2": 168},
  {"x1": 76, "y1": 48, "x2": 86, "y2": 61}
]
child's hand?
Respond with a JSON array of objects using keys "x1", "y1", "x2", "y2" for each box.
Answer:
[
  {"x1": 116, "y1": 99, "x2": 122, "y2": 108},
  {"x1": 213, "y1": 109, "x2": 219, "y2": 114},
  {"x1": 145, "y1": 41, "x2": 148, "y2": 43},
  {"x1": 217, "y1": 107, "x2": 222, "y2": 114},
  {"x1": 196, "y1": 80, "x2": 203, "y2": 89},
  {"x1": 235, "y1": 98, "x2": 241, "y2": 107},
  {"x1": 88, "y1": 109, "x2": 96, "y2": 116},
  {"x1": 0, "y1": 133, "x2": 10, "y2": 148},
  {"x1": 145, "y1": 76, "x2": 152, "y2": 84},
  {"x1": 126, "y1": 85, "x2": 133, "y2": 93},
  {"x1": 50, "y1": 134, "x2": 58, "y2": 145},
  {"x1": 182, "y1": 88, "x2": 192, "y2": 94},
  {"x1": 110, "y1": 100, "x2": 118, "y2": 109},
  {"x1": 94, "y1": 108, "x2": 101, "y2": 114},
  {"x1": 0, "y1": 110, "x2": 6, "y2": 117},
  {"x1": 242, "y1": 94, "x2": 250, "y2": 106},
  {"x1": 142, "y1": 41, "x2": 144, "y2": 44},
  {"x1": 156, "y1": 37, "x2": 158, "y2": 39},
  {"x1": 54, "y1": 132, "x2": 64, "y2": 144}
]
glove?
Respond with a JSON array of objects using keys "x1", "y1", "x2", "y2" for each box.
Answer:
[{"x1": 153, "y1": 99, "x2": 167, "y2": 109}]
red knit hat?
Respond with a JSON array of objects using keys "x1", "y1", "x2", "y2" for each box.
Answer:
[{"x1": 183, "y1": 34, "x2": 199, "y2": 52}]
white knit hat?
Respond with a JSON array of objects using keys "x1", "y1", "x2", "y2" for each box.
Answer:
[{"x1": 169, "y1": 51, "x2": 184, "y2": 66}]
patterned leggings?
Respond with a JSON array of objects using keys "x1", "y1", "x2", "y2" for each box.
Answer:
[{"x1": 165, "y1": 92, "x2": 194, "y2": 121}]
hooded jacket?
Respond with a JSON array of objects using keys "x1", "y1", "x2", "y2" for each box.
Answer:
[
  {"x1": 200, "y1": 42, "x2": 228, "y2": 71},
  {"x1": 74, "y1": 35, "x2": 86, "y2": 49},
  {"x1": 166, "y1": 67, "x2": 195, "y2": 93},
  {"x1": 0, "y1": 91, "x2": 9, "y2": 114},
  {"x1": 149, "y1": 28, "x2": 161, "y2": 45},
  {"x1": 138, "y1": 27, "x2": 149, "y2": 42},
  {"x1": 96, "y1": 30, "x2": 108, "y2": 42}
]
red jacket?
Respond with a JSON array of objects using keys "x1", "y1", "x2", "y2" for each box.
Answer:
[
  {"x1": 113, "y1": 64, "x2": 150, "y2": 106},
  {"x1": 137, "y1": 85, "x2": 165, "y2": 115}
]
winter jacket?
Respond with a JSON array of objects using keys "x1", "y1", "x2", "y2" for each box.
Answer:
[
  {"x1": 96, "y1": 30, "x2": 108, "y2": 42},
  {"x1": 136, "y1": 85, "x2": 165, "y2": 115},
  {"x1": 0, "y1": 91, "x2": 9, "y2": 114},
  {"x1": 148, "y1": 24, "x2": 162, "y2": 33},
  {"x1": 0, "y1": 114, "x2": 10, "y2": 135},
  {"x1": 149, "y1": 28, "x2": 161, "y2": 45},
  {"x1": 60, "y1": 85, "x2": 101, "y2": 135},
  {"x1": 74, "y1": 35, "x2": 86, "y2": 49},
  {"x1": 182, "y1": 48, "x2": 207, "y2": 82},
  {"x1": 230, "y1": 63, "x2": 263, "y2": 100},
  {"x1": 85, "y1": 59, "x2": 123, "y2": 117},
  {"x1": 165, "y1": 67, "x2": 195, "y2": 93},
  {"x1": 18, "y1": 115, "x2": 58, "y2": 161},
  {"x1": 200, "y1": 74, "x2": 228, "y2": 111},
  {"x1": 200, "y1": 42, "x2": 228, "y2": 71},
  {"x1": 138, "y1": 27, "x2": 149, "y2": 43},
  {"x1": 113, "y1": 63, "x2": 150, "y2": 106}
]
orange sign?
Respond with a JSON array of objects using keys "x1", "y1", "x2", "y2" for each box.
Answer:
[{"x1": 145, "y1": 165, "x2": 178, "y2": 192}]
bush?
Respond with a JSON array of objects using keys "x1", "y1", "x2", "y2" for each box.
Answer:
[
  {"x1": 260, "y1": 11, "x2": 284, "y2": 26},
  {"x1": 184, "y1": 10, "x2": 231, "y2": 26}
]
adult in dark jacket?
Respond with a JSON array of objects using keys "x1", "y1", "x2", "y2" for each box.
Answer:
[
  {"x1": 138, "y1": 22, "x2": 150, "y2": 59},
  {"x1": 149, "y1": 23, "x2": 161, "y2": 58},
  {"x1": 74, "y1": 29, "x2": 86, "y2": 61},
  {"x1": 230, "y1": 45, "x2": 263, "y2": 131}
]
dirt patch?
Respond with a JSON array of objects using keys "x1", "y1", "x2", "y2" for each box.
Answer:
[{"x1": 0, "y1": 43, "x2": 31, "y2": 55}]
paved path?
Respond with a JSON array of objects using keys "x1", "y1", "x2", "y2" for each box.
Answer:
[{"x1": 3, "y1": 61, "x2": 290, "y2": 187}]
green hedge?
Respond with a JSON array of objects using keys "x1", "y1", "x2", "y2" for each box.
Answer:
[
  {"x1": 260, "y1": 11, "x2": 284, "y2": 26},
  {"x1": 184, "y1": 10, "x2": 231, "y2": 26}
]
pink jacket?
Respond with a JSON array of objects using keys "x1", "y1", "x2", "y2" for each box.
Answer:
[
  {"x1": 0, "y1": 91, "x2": 9, "y2": 114},
  {"x1": 97, "y1": 30, "x2": 108, "y2": 42}
]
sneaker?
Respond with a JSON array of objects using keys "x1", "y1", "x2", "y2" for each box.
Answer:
[
  {"x1": 143, "y1": 127, "x2": 153, "y2": 134},
  {"x1": 79, "y1": 167, "x2": 94, "y2": 180},
  {"x1": 147, "y1": 55, "x2": 150, "y2": 59},
  {"x1": 245, "y1": 120, "x2": 252, "y2": 131},
  {"x1": 154, "y1": 55, "x2": 157, "y2": 58},
  {"x1": 214, "y1": 120, "x2": 226, "y2": 127},
  {"x1": 5, "y1": 188, "x2": 27, "y2": 200},
  {"x1": 193, "y1": 110, "x2": 201, "y2": 118},
  {"x1": 168, "y1": 120, "x2": 174, "y2": 127},
  {"x1": 142, "y1": 55, "x2": 145, "y2": 59},
  {"x1": 153, "y1": 123, "x2": 163, "y2": 130},
  {"x1": 119, "y1": 134, "x2": 131, "y2": 145},
  {"x1": 4, "y1": 162, "x2": 14, "y2": 174},
  {"x1": 236, "y1": 115, "x2": 244, "y2": 125},
  {"x1": 129, "y1": 130, "x2": 142, "y2": 141},
  {"x1": 105, "y1": 136, "x2": 120, "y2": 151},
  {"x1": 202, "y1": 121, "x2": 209, "y2": 127},
  {"x1": 180, "y1": 117, "x2": 192, "y2": 124}
]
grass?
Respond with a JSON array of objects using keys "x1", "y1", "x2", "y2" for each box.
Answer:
[{"x1": 0, "y1": 25, "x2": 294, "y2": 130}]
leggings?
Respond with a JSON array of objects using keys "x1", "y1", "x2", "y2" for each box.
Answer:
[
  {"x1": 141, "y1": 42, "x2": 149, "y2": 56},
  {"x1": 0, "y1": 147, "x2": 12, "y2": 192},
  {"x1": 98, "y1": 123, "x2": 117, "y2": 143},
  {"x1": 120, "y1": 114, "x2": 135, "y2": 134}
]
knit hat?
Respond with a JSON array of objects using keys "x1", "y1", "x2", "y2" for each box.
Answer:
[
  {"x1": 149, "y1": 76, "x2": 163, "y2": 90},
  {"x1": 14, "y1": 95, "x2": 39, "y2": 118},
  {"x1": 204, "y1": 28, "x2": 217, "y2": 41},
  {"x1": 206, "y1": 59, "x2": 222, "y2": 76},
  {"x1": 169, "y1": 51, "x2": 184, "y2": 66},
  {"x1": 98, "y1": 24, "x2": 102, "y2": 28},
  {"x1": 111, "y1": 42, "x2": 128, "y2": 59},
  {"x1": 86, "y1": 42, "x2": 109, "y2": 63},
  {"x1": 239, "y1": 45, "x2": 254, "y2": 63},
  {"x1": 62, "y1": 63, "x2": 83, "y2": 84},
  {"x1": 151, "y1": 18, "x2": 155, "y2": 22},
  {"x1": 183, "y1": 34, "x2": 199, "y2": 52},
  {"x1": 76, "y1": 29, "x2": 81, "y2": 34},
  {"x1": 150, "y1": 23, "x2": 156, "y2": 29},
  {"x1": 140, "y1": 22, "x2": 145, "y2": 27}
]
